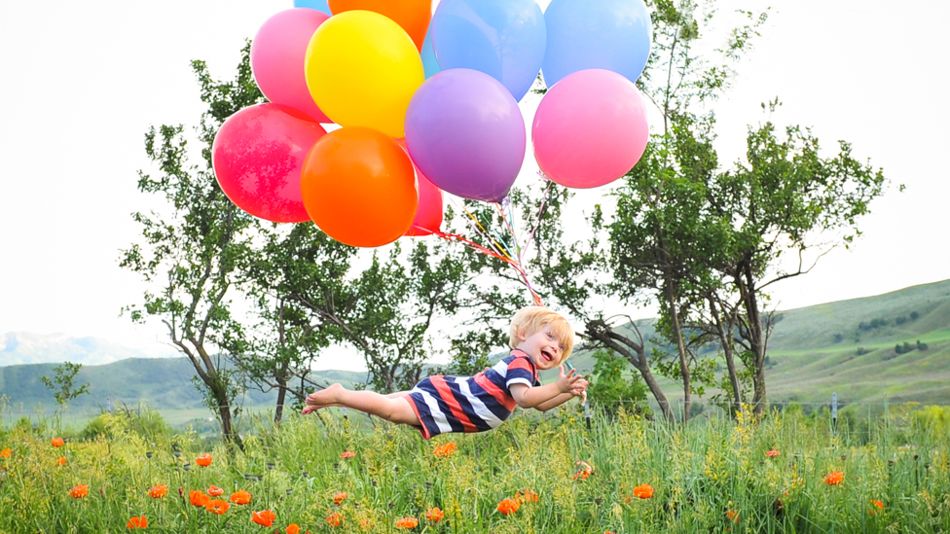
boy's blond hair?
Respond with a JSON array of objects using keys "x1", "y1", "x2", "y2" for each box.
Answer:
[{"x1": 509, "y1": 306, "x2": 575, "y2": 362}]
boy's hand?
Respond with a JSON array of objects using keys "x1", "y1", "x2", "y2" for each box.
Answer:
[{"x1": 556, "y1": 364, "x2": 587, "y2": 395}]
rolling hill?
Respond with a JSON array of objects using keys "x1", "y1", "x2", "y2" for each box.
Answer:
[{"x1": 2, "y1": 279, "x2": 948, "y2": 427}]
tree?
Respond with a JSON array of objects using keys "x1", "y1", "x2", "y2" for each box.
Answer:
[
  {"x1": 40, "y1": 362, "x2": 89, "y2": 408},
  {"x1": 119, "y1": 44, "x2": 263, "y2": 446}
]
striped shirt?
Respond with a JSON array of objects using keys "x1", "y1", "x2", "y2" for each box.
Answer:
[{"x1": 406, "y1": 350, "x2": 540, "y2": 440}]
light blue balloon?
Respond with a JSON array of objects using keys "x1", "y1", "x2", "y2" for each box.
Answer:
[
  {"x1": 542, "y1": 0, "x2": 652, "y2": 87},
  {"x1": 293, "y1": 0, "x2": 330, "y2": 16},
  {"x1": 421, "y1": 32, "x2": 441, "y2": 79},
  {"x1": 430, "y1": 0, "x2": 546, "y2": 101}
]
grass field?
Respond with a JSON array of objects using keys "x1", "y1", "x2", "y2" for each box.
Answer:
[{"x1": 1, "y1": 403, "x2": 948, "y2": 533}]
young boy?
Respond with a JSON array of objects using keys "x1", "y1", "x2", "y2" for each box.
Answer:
[{"x1": 302, "y1": 306, "x2": 588, "y2": 439}]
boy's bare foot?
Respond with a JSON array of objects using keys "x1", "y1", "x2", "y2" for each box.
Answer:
[{"x1": 301, "y1": 383, "x2": 344, "y2": 415}]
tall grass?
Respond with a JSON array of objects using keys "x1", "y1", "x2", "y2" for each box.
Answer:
[{"x1": 0, "y1": 404, "x2": 948, "y2": 533}]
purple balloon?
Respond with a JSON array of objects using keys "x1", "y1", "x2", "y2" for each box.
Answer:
[{"x1": 405, "y1": 69, "x2": 526, "y2": 203}]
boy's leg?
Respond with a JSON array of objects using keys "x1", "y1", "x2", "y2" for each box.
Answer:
[{"x1": 303, "y1": 384, "x2": 417, "y2": 426}]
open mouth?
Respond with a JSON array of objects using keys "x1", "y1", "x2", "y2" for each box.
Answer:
[{"x1": 541, "y1": 349, "x2": 554, "y2": 363}]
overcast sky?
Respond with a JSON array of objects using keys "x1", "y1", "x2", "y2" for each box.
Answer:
[{"x1": 1, "y1": 0, "x2": 947, "y2": 369}]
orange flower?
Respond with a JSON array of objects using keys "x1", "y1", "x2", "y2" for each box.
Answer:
[
  {"x1": 0, "y1": 448, "x2": 11, "y2": 459},
  {"x1": 632, "y1": 484, "x2": 654, "y2": 499},
  {"x1": 208, "y1": 485, "x2": 224, "y2": 497},
  {"x1": 190, "y1": 490, "x2": 210, "y2": 508},
  {"x1": 251, "y1": 509, "x2": 277, "y2": 527},
  {"x1": 195, "y1": 453, "x2": 213, "y2": 467},
  {"x1": 358, "y1": 516, "x2": 374, "y2": 531},
  {"x1": 69, "y1": 484, "x2": 89, "y2": 499},
  {"x1": 126, "y1": 515, "x2": 148, "y2": 529},
  {"x1": 433, "y1": 442, "x2": 458, "y2": 458},
  {"x1": 726, "y1": 509, "x2": 740, "y2": 523},
  {"x1": 394, "y1": 517, "x2": 419, "y2": 529},
  {"x1": 56, "y1": 456, "x2": 68, "y2": 466},
  {"x1": 230, "y1": 490, "x2": 252, "y2": 505},
  {"x1": 340, "y1": 450, "x2": 357, "y2": 460},
  {"x1": 824, "y1": 471, "x2": 845, "y2": 486},
  {"x1": 333, "y1": 491, "x2": 348, "y2": 505},
  {"x1": 286, "y1": 524, "x2": 301, "y2": 534},
  {"x1": 497, "y1": 497, "x2": 521, "y2": 516},
  {"x1": 870, "y1": 499, "x2": 885, "y2": 514},
  {"x1": 425, "y1": 507, "x2": 445, "y2": 523},
  {"x1": 515, "y1": 489, "x2": 539, "y2": 503},
  {"x1": 325, "y1": 512, "x2": 343, "y2": 528},
  {"x1": 765, "y1": 449, "x2": 780, "y2": 458},
  {"x1": 51, "y1": 437, "x2": 65, "y2": 448},
  {"x1": 572, "y1": 460, "x2": 594, "y2": 480},
  {"x1": 206, "y1": 499, "x2": 230, "y2": 515},
  {"x1": 148, "y1": 485, "x2": 168, "y2": 499}
]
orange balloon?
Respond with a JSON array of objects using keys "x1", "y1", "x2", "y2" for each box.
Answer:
[
  {"x1": 328, "y1": 0, "x2": 431, "y2": 50},
  {"x1": 301, "y1": 128, "x2": 418, "y2": 247}
]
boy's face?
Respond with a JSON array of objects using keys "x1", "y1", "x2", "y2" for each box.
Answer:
[{"x1": 515, "y1": 325, "x2": 565, "y2": 371}]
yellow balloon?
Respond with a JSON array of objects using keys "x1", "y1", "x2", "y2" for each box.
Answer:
[{"x1": 305, "y1": 10, "x2": 424, "y2": 138}]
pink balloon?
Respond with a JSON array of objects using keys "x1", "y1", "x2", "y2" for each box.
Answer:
[
  {"x1": 251, "y1": 9, "x2": 331, "y2": 123},
  {"x1": 213, "y1": 103, "x2": 326, "y2": 223},
  {"x1": 532, "y1": 69, "x2": 649, "y2": 189}
]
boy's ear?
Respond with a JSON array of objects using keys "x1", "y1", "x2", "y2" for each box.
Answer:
[{"x1": 516, "y1": 327, "x2": 527, "y2": 342}]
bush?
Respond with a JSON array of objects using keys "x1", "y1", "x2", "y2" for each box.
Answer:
[
  {"x1": 587, "y1": 350, "x2": 648, "y2": 417},
  {"x1": 81, "y1": 404, "x2": 172, "y2": 442}
]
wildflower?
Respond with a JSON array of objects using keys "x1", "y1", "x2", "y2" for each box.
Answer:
[
  {"x1": 190, "y1": 490, "x2": 210, "y2": 508},
  {"x1": 51, "y1": 437, "x2": 65, "y2": 448},
  {"x1": 57, "y1": 456, "x2": 68, "y2": 466},
  {"x1": 148, "y1": 485, "x2": 168, "y2": 499},
  {"x1": 765, "y1": 449, "x2": 780, "y2": 458},
  {"x1": 726, "y1": 509, "x2": 740, "y2": 523},
  {"x1": 632, "y1": 484, "x2": 654, "y2": 499},
  {"x1": 497, "y1": 497, "x2": 521, "y2": 516},
  {"x1": 325, "y1": 512, "x2": 343, "y2": 528},
  {"x1": 823, "y1": 471, "x2": 845, "y2": 486},
  {"x1": 573, "y1": 460, "x2": 593, "y2": 480},
  {"x1": 126, "y1": 515, "x2": 148, "y2": 529},
  {"x1": 251, "y1": 509, "x2": 277, "y2": 527},
  {"x1": 333, "y1": 491, "x2": 348, "y2": 505},
  {"x1": 69, "y1": 484, "x2": 89, "y2": 499},
  {"x1": 433, "y1": 442, "x2": 457, "y2": 458},
  {"x1": 425, "y1": 507, "x2": 444, "y2": 523},
  {"x1": 206, "y1": 499, "x2": 230, "y2": 515},
  {"x1": 286, "y1": 524, "x2": 301, "y2": 534},
  {"x1": 0, "y1": 448, "x2": 11, "y2": 459},
  {"x1": 230, "y1": 490, "x2": 252, "y2": 505},
  {"x1": 394, "y1": 517, "x2": 419, "y2": 529},
  {"x1": 208, "y1": 485, "x2": 224, "y2": 497},
  {"x1": 195, "y1": 453, "x2": 213, "y2": 467},
  {"x1": 515, "y1": 489, "x2": 539, "y2": 504},
  {"x1": 870, "y1": 499, "x2": 885, "y2": 514},
  {"x1": 358, "y1": 516, "x2": 374, "y2": 531},
  {"x1": 340, "y1": 450, "x2": 356, "y2": 460}
]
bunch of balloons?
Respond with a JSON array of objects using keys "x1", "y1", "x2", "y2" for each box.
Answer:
[{"x1": 212, "y1": 0, "x2": 652, "y2": 250}]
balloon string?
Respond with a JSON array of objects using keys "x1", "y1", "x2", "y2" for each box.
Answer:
[
  {"x1": 460, "y1": 204, "x2": 513, "y2": 260},
  {"x1": 522, "y1": 180, "x2": 553, "y2": 260}
]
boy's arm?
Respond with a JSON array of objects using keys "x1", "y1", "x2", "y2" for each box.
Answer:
[
  {"x1": 535, "y1": 391, "x2": 578, "y2": 412},
  {"x1": 509, "y1": 370, "x2": 585, "y2": 409}
]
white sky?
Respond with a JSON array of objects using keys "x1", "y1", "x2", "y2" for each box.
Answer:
[{"x1": 1, "y1": 0, "x2": 947, "y2": 369}]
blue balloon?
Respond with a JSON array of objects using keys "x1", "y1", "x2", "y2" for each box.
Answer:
[
  {"x1": 293, "y1": 0, "x2": 330, "y2": 16},
  {"x1": 430, "y1": 0, "x2": 545, "y2": 101},
  {"x1": 542, "y1": 0, "x2": 652, "y2": 87},
  {"x1": 421, "y1": 32, "x2": 441, "y2": 79}
]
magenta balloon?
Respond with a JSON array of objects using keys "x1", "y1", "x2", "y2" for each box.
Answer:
[
  {"x1": 251, "y1": 8, "x2": 331, "y2": 123},
  {"x1": 405, "y1": 69, "x2": 526, "y2": 203},
  {"x1": 213, "y1": 103, "x2": 327, "y2": 223},
  {"x1": 405, "y1": 172, "x2": 444, "y2": 236},
  {"x1": 532, "y1": 69, "x2": 649, "y2": 188}
]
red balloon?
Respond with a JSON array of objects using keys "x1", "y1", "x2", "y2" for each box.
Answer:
[
  {"x1": 405, "y1": 172, "x2": 443, "y2": 236},
  {"x1": 212, "y1": 104, "x2": 326, "y2": 223},
  {"x1": 301, "y1": 128, "x2": 418, "y2": 247}
]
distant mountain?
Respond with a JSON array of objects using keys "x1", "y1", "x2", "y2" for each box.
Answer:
[{"x1": 0, "y1": 332, "x2": 174, "y2": 366}]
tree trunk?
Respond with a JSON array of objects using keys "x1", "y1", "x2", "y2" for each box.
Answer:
[
  {"x1": 663, "y1": 280, "x2": 691, "y2": 422},
  {"x1": 211, "y1": 382, "x2": 243, "y2": 450},
  {"x1": 275, "y1": 379, "x2": 287, "y2": 424},
  {"x1": 736, "y1": 262, "x2": 767, "y2": 416},
  {"x1": 709, "y1": 297, "x2": 742, "y2": 417}
]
